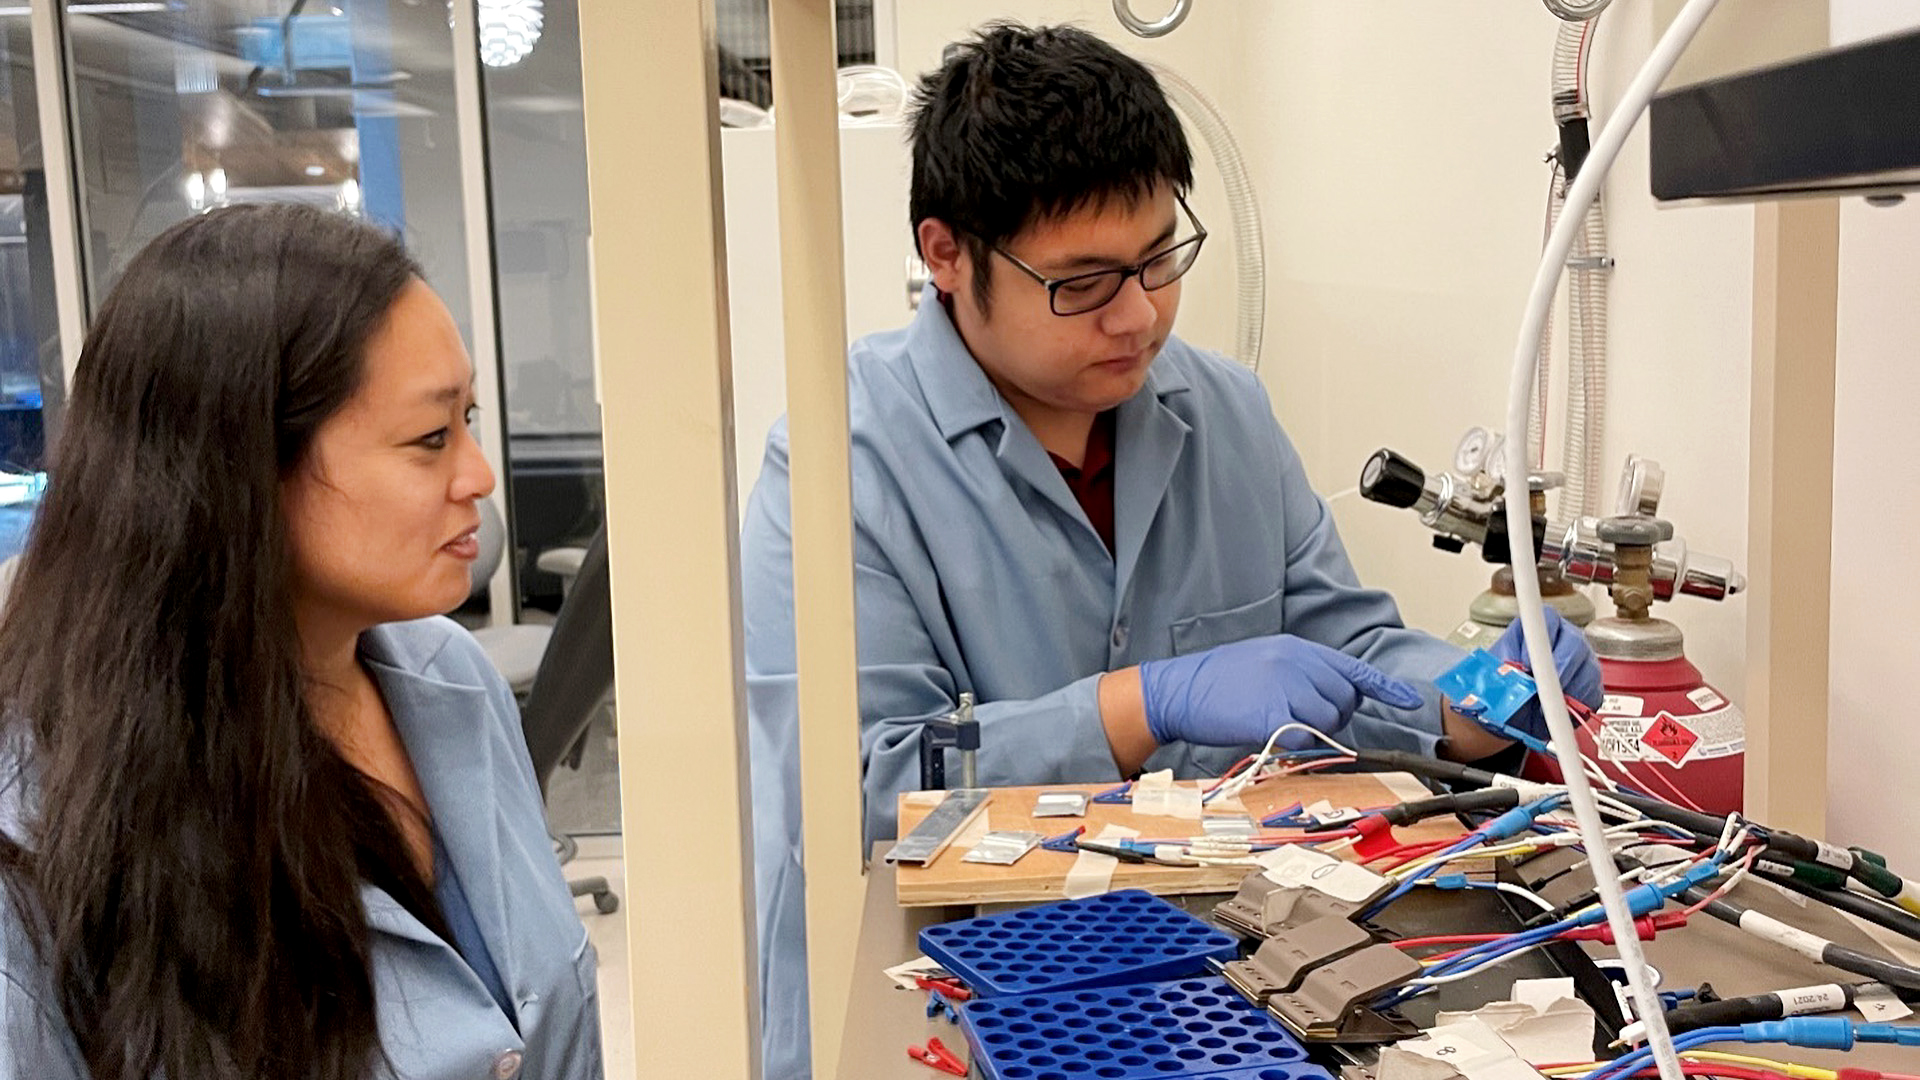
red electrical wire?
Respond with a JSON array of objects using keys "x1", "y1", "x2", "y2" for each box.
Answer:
[
  {"x1": 1611, "y1": 1067, "x2": 1808, "y2": 1080},
  {"x1": 1391, "y1": 932, "x2": 1512, "y2": 950}
]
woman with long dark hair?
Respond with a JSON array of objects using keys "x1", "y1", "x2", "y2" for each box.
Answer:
[{"x1": 0, "y1": 204, "x2": 602, "y2": 1080}]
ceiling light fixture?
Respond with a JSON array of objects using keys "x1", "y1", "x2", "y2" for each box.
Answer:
[{"x1": 477, "y1": 0, "x2": 542, "y2": 68}]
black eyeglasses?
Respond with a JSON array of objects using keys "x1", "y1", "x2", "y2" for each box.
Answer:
[{"x1": 991, "y1": 195, "x2": 1208, "y2": 317}]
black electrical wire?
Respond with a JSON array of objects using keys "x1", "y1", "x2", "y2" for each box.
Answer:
[
  {"x1": 1679, "y1": 885, "x2": 1920, "y2": 991},
  {"x1": 1750, "y1": 864, "x2": 1920, "y2": 944},
  {"x1": 1353, "y1": 748, "x2": 1506, "y2": 789},
  {"x1": 1659, "y1": 981, "x2": 1878, "y2": 1036},
  {"x1": 1373, "y1": 787, "x2": 1522, "y2": 828}
]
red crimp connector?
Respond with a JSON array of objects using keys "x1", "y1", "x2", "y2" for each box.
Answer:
[
  {"x1": 1349, "y1": 815, "x2": 1401, "y2": 861},
  {"x1": 1564, "y1": 911, "x2": 1689, "y2": 945},
  {"x1": 1837, "y1": 1068, "x2": 1886, "y2": 1080}
]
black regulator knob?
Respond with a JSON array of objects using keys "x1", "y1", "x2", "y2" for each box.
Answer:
[{"x1": 1359, "y1": 449, "x2": 1427, "y2": 509}]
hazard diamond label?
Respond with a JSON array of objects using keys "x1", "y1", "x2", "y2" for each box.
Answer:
[{"x1": 1640, "y1": 713, "x2": 1700, "y2": 765}]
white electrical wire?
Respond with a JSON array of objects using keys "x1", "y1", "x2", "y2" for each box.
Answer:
[{"x1": 1498, "y1": 5, "x2": 1722, "y2": 1080}]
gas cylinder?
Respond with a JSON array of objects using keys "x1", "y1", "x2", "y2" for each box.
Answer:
[{"x1": 1521, "y1": 515, "x2": 1745, "y2": 815}]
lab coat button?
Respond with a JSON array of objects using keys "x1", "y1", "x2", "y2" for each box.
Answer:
[
  {"x1": 1111, "y1": 623, "x2": 1128, "y2": 649},
  {"x1": 491, "y1": 1050, "x2": 524, "y2": 1079}
]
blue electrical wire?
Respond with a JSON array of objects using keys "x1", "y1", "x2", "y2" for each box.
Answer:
[{"x1": 1583, "y1": 1019, "x2": 1920, "y2": 1080}]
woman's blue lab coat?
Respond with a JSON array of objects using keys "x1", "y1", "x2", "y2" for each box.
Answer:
[
  {"x1": 741, "y1": 297, "x2": 1467, "y2": 1078},
  {"x1": 0, "y1": 617, "x2": 603, "y2": 1080}
]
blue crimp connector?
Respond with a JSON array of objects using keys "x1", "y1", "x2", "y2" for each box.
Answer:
[
  {"x1": 1432, "y1": 873, "x2": 1471, "y2": 890},
  {"x1": 1854, "y1": 1022, "x2": 1920, "y2": 1046},
  {"x1": 1743, "y1": 1018, "x2": 1856, "y2": 1050},
  {"x1": 1573, "y1": 883, "x2": 1667, "y2": 926},
  {"x1": 1481, "y1": 798, "x2": 1561, "y2": 842}
]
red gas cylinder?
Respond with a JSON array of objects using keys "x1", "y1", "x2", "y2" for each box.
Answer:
[{"x1": 1522, "y1": 618, "x2": 1745, "y2": 815}]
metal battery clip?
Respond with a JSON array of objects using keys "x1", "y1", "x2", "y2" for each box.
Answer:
[{"x1": 1266, "y1": 945, "x2": 1424, "y2": 1044}]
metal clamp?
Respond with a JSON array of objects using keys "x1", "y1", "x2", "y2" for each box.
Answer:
[
  {"x1": 1112, "y1": 0, "x2": 1192, "y2": 37},
  {"x1": 1212, "y1": 875, "x2": 1366, "y2": 940},
  {"x1": 918, "y1": 693, "x2": 979, "y2": 791},
  {"x1": 1266, "y1": 945, "x2": 1423, "y2": 1044},
  {"x1": 1222, "y1": 916, "x2": 1374, "y2": 1007}
]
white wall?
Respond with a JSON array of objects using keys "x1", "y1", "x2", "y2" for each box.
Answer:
[
  {"x1": 893, "y1": 3, "x2": 1251, "y2": 361},
  {"x1": 1827, "y1": 0, "x2": 1920, "y2": 868},
  {"x1": 1237, "y1": 4, "x2": 1754, "y2": 696}
]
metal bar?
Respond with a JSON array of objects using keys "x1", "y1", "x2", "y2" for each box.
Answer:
[
  {"x1": 1744, "y1": 198, "x2": 1837, "y2": 836},
  {"x1": 577, "y1": 2, "x2": 761, "y2": 1077},
  {"x1": 448, "y1": 0, "x2": 516, "y2": 625},
  {"x1": 28, "y1": 0, "x2": 89, "y2": 393},
  {"x1": 768, "y1": 1, "x2": 864, "y2": 1075}
]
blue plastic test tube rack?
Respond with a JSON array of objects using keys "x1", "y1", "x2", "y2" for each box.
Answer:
[
  {"x1": 919, "y1": 890, "x2": 1240, "y2": 999},
  {"x1": 959, "y1": 975, "x2": 1337, "y2": 1080}
]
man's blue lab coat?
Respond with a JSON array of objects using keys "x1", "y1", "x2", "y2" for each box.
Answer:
[{"x1": 742, "y1": 296, "x2": 1466, "y2": 1078}]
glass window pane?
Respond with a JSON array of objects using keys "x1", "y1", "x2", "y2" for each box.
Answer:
[
  {"x1": 0, "y1": 4, "x2": 64, "y2": 561},
  {"x1": 479, "y1": 0, "x2": 601, "y2": 618},
  {"x1": 61, "y1": 0, "x2": 498, "y2": 617},
  {"x1": 63, "y1": 0, "x2": 478, "y2": 338}
]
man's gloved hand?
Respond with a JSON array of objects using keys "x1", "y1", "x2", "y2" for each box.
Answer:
[
  {"x1": 1488, "y1": 606, "x2": 1605, "y2": 740},
  {"x1": 1139, "y1": 634, "x2": 1424, "y2": 750}
]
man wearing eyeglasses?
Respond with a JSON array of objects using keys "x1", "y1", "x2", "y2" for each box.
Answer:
[{"x1": 739, "y1": 22, "x2": 1601, "y2": 1079}]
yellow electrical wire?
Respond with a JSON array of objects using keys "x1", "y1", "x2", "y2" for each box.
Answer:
[
  {"x1": 1538, "y1": 1052, "x2": 1836, "y2": 1079},
  {"x1": 1675, "y1": 1051, "x2": 1836, "y2": 1080}
]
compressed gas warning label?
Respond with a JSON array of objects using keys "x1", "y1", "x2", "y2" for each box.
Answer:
[
  {"x1": 1683, "y1": 704, "x2": 1744, "y2": 759},
  {"x1": 1596, "y1": 706, "x2": 1744, "y2": 765},
  {"x1": 1596, "y1": 717, "x2": 1650, "y2": 762},
  {"x1": 1640, "y1": 714, "x2": 1700, "y2": 765}
]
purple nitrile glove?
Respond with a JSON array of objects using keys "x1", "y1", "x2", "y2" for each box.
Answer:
[
  {"x1": 1489, "y1": 606, "x2": 1605, "y2": 741},
  {"x1": 1139, "y1": 634, "x2": 1424, "y2": 750}
]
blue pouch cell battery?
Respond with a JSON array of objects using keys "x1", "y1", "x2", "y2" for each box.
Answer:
[{"x1": 1434, "y1": 649, "x2": 1539, "y2": 729}]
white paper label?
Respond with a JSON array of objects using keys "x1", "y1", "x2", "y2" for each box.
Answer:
[
  {"x1": 1777, "y1": 984, "x2": 1847, "y2": 1015},
  {"x1": 1401, "y1": 1019, "x2": 1545, "y2": 1080},
  {"x1": 1687, "y1": 686, "x2": 1727, "y2": 711},
  {"x1": 1855, "y1": 985, "x2": 1914, "y2": 1021},
  {"x1": 1257, "y1": 844, "x2": 1388, "y2": 903},
  {"x1": 1812, "y1": 841, "x2": 1853, "y2": 870},
  {"x1": 1601, "y1": 694, "x2": 1646, "y2": 717}
]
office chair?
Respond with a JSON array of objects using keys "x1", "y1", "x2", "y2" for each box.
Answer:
[
  {"x1": 517, "y1": 524, "x2": 619, "y2": 915},
  {"x1": 466, "y1": 504, "x2": 619, "y2": 915}
]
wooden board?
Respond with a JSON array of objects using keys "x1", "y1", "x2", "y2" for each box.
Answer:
[{"x1": 893, "y1": 771, "x2": 1460, "y2": 907}]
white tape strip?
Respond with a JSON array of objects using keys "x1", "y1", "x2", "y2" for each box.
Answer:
[
  {"x1": 1063, "y1": 824, "x2": 1138, "y2": 899},
  {"x1": 1737, "y1": 909, "x2": 1828, "y2": 962}
]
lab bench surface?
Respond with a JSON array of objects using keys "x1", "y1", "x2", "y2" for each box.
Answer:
[
  {"x1": 842, "y1": 849, "x2": 1920, "y2": 1079},
  {"x1": 891, "y1": 773, "x2": 1457, "y2": 907}
]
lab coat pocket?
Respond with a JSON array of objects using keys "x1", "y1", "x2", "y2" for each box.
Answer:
[{"x1": 1169, "y1": 586, "x2": 1285, "y2": 656}]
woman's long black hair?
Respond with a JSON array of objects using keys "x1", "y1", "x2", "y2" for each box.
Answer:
[{"x1": 0, "y1": 203, "x2": 450, "y2": 1080}]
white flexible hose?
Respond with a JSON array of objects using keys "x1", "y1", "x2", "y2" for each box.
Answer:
[
  {"x1": 1501, "y1": 6, "x2": 1721, "y2": 1080},
  {"x1": 1563, "y1": 193, "x2": 1610, "y2": 518},
  {"x1": 1530, "y1": 163, "x2": 1563, "y2": 469},
  {"x1": 1151, "y1": 63, "x2": 1267, "y2": 371},
  {"x1": 1549, "y1": 16, "x2": 1611, "y2": 521}
]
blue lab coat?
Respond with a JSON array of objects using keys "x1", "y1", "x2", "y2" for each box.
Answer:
[
  {"x1": 741, "y1": 297, "x2": 1467, "y2": 1078},
  {"x1": 0, "y1": 617, "x2": 603, "y2": 1080}
]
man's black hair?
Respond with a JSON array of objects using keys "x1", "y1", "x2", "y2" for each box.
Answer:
[{"x1": 907, "y1": 23, "x2": 1194, "y2": 310}]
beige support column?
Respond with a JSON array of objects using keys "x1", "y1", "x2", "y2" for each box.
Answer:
[
  {"x1": 578, "y1": 4, "x2": 761, "y2": 1078},
  {"x1": 1745, "y1": 199, "x2": 1838, "y2": 835},
  {"x1": 767, "y1": 2, "x2": 865, "y2": 1076}
]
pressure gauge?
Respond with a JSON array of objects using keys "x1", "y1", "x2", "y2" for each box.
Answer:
[
  {"x1": 1617, "y1": 456, "x2": 1666, "y2": 518},
  {"x1": 1454, "y1": 427, "x2": 1496, "y2": 476}
]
